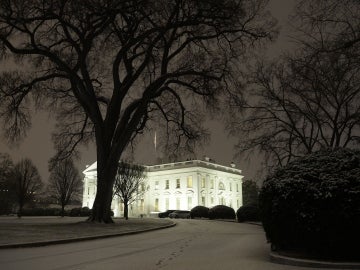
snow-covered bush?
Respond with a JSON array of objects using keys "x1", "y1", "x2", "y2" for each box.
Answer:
[
  {"x1": 209, "y1": 205, "x2": 236, "y2": 219},
  {"x1": 190, "y1": 205, "x2": 209, "y2": 218},
  {"x1": 259, "y1": 148, "x2": 360, "y2": 259}
]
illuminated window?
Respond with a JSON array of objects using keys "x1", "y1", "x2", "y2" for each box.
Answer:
[
  {"x1": 210, "y1": 179, "x2": 214, "y2": 189},
  {"x1": 120, "y1": 200, "x2": 124, "y2": 211},
  {"x1": 155, "y1": 181, "x2": 159, "y2": 190},
  {"x1": 165, "y1": 198, "x2": 169, "y2": 209},
  {"x1": 165, "y1": 180, "x2": 169, "y2": 189},
  {"x1": 201, "y1": 196, "x2": 205, "y2": 206},
  {"x1": 155, "y1": 198, "x2": 159, "y2": 211},
  {"x1": 219, "y1": 182, "x2": 225, "y2": 190},
  {"x1": 141, "y1": 183, "x2": 145, "y2": 191},
  {"x1": 219, "y1": 197, "x2": 225, "y2": 205},
  {"x1": 140, "y1": 199, "x2": 144, "y2": 211},
  {"x1": 187, "y1": 197, "x2": 192, "y2": 210},
  {"x1": 187, "y1": 176, "x2": 193, "y2": 188},
  {"x1": 236, "y1": 183, "x2": 239, "y2": 192},
  {"x1": 201, "y1": 176, "x2": 206, "y2": 188},
  {"x1": 176, "y1": 179, "x2": 180, "y2": 189}
]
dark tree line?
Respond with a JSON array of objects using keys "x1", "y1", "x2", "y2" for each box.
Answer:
[
  {"x1": 0, "y1": 0, "x2": 276, "y2": 222},
  {"x1": 13, "y1": 159, "x2": 43, "y2": 217},
  {"x1": 0, "y1": 155, "x2": 44, "y2": 217},
  {"x1": 0, "y1": 153, "x2": 83, "y2": 217},
  {"x1": 0, "y1": 153, "x2": 15, "y2": 215},
  {"x1": 242, "y1": 179, "x2": 259, "y2": 206}
]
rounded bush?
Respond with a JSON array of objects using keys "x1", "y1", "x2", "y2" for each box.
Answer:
[
  {"x1": 69, "y1": 207, "x2": 81, "y2": 216},
  {"x1": 190, "y1": 206, "x2": 209, "y2": 218},
  {"x1": 208, "y1": 205, "x2": 235, "y2": 220},
  {"x1": 80, "y1": 207, "x2": 91, "y2": 217},
  {"x1": 236, "y1": 204, "x2": 260, "y2": 222},
  {"x1": 259, "y1": 148, "x2": 360, "y2": 260},
  {"x1": 69, "y1": 207, "x2": 91, "y2": 217}
]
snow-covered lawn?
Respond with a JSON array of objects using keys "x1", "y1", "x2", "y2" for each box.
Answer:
[{"x1": 0, "y1": 217, "x2": 172, "y2": 245}]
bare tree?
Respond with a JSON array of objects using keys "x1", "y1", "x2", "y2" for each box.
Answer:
[
  {"x1": 48, "y1": 159, "x2": 83, "y2": 217},
  {"x1": 228, "y1": 0, "x2": 360, "y2": 172},
  {"x1": 293, "y1": 0, "x2": 360, "y2": 52},
  {"x1": 0, "y1": 153, "x2": 13, "y2": 185},
  {"x1": 114, "y1": 161, "x2": 145, "y2": 220},
  {"x1": 12, "y1": 158, "x2": 43, "y2": 217},
  {"x1": 229, "y1": 48, "x2": 360, "y2": 169},
  {"x1": 0, "y1": 0, "x2": 276, "y2": 222},
  {"x1": 0, "y1": 153, "x2": 14, "y2": 214}
]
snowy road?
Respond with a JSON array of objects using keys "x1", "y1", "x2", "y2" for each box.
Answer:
[{"x1": 0, "y1": 219, "x2": 320, "y2": 270}]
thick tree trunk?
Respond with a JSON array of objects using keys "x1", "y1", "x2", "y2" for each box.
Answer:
[
  {"x1": 17, "y1": 190, "x2": 24, "y2": 218},
  {"x1": 61, "y1": 205, "x2": 65, "y2": 217},
  {"x1": 124, "y1": 199, "x2": 129, "y2": 220},
  {"x1": 17, "y1": 204, "x2": 23, "y2": 218},
  {"x1": 87, "y1": 118, "x2": 131, "y2": 223},
  {"x1": 89, "y1": 171, "x2": 116, "y2": 223},
  {"x1": 88, "y1": 140, "x2": 120, "y2": 223}
]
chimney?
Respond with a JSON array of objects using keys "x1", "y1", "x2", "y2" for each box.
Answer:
[{"x1": 204, "y1": 156, "x2": 210, "y2": 162}]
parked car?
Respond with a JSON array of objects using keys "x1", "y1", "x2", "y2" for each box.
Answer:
[
  {"x1": 158, "y1": 210, "x2": 176, "y2": 218},
  {"x1": 168, "y1": 210, "x2": 191, "y2": 219}
]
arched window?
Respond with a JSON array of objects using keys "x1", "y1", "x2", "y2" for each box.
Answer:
[{"x1": 218, "y1": 182, "x2": 225, "y2": 190}]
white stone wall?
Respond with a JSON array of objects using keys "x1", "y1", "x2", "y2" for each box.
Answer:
[
  {"x1": 82, "y1": 162, "x2": 97, "y2": 209},
  {"x1": 82, "y1": 160, "x2": 243, "y2": 217}
]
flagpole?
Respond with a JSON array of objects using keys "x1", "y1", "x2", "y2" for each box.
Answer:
[{"x1": 154, "y1": 131, "x2": 157, "y2": 153}]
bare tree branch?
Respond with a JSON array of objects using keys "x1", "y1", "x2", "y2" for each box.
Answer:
[{"x1": 0, "y1": 0, "x2": 276, "y2": 222}]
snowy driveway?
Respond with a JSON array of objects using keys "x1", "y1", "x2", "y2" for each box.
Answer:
[{"x1": 0, "y1": 219, "x2": 321, "y2": 270}]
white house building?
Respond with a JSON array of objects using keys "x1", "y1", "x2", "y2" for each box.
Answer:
[{"x1": 82, "y1": 159, "x2": 244, "y2": 217}]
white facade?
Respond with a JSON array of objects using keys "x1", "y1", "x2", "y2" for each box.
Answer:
[{"x1": 82, "y1": 159, "x2": 243, "y2": 217}]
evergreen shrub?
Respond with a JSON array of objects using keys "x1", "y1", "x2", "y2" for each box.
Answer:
[
  {"x1": 190, "y1": 206, "x2": 209, "y2": 218},
  {"x1": 69, "y1": 207, "x2": 81, "y2": 216},
  {"x1": 80, "y1": 207, "x2": 91, "y2": 216},
  {"x1": 208, "y1": 205, "x2": 235, "y2": 219},
  {"x1": 259, "y1": 148, "x2": 360, "y2": 260},
  {"x1": 70, "y1": 207, "x2": 92, "y2": 217},
  {"x1": 236, "y1": 204, "x2": 260, "y2": 222}
]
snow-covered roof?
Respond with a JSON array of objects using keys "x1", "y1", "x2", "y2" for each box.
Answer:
[
  {"x1": 83, "y1": 159, "x2": 242, "y2": 176},
  {"x1": 83, "y1": 161, "x2": 97, "y2": 174}
]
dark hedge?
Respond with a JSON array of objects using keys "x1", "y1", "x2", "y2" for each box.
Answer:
[
  {"x1": 21, "y1": 208, "x2": 65, "y2": 216},
  {"x1": 236, "y1": 204, "x2": 260, "y2": 222},
  {"x1": 208, "y1": 205, "x2": 236, "y2": 219},
  {"x1": 190, "y1": 205, "x2": 209, "y2": 218},
  {"x1": 259, "y1": 148, "x2": 360, "y2": 260},
  {"x1": 69, "y1": 207, "x2": 92, "y2": 217}
]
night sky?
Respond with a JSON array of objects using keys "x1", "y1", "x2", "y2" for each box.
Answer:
[{"x1": 0, "y1": 0, "x2": 295, "y2": 183}]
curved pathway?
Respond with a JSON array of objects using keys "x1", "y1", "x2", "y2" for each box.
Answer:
[{"x1": 0, "y1": 219, "x2": 332, "y2": 270}]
